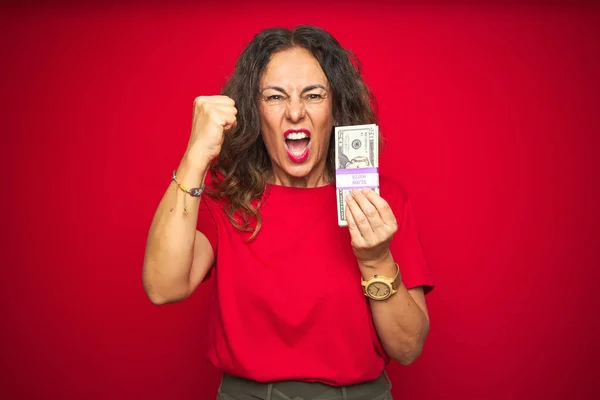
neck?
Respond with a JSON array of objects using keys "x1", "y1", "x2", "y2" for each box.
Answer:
[{"x1": 269, "y1": 164, "x2": 332, "y2": 188}]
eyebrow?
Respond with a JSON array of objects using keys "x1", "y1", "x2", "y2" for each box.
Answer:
[{"x1": 260, "y1": 84, "x2": 328, "y2": 95}]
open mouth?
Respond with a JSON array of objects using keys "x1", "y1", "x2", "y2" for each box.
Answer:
[{"x1": 284, "y1": 130, "x2": 311, "y2": 162}]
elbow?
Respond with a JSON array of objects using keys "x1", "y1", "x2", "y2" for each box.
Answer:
[
  {"x1": 142, "y1": 278, "x2": 168, "y2": 306},
  {"x1": 394, "y1": 316, "x2": 430, "y2": 365},
  {"x1": 394, "y1": 345, "x2": 424, "y2": 366},
  {"x1": 144, "y1": 285, "x2": 188, "y2": 306},
  {"x1": 142, "y1": 265, "x2": 188, "y2": 306},
  {"x1": 389, "y1": 327, "x2": 429, "y2": 366},
  {"x1": 146, "y1": 290, "x2": 169, "y2": 306}
]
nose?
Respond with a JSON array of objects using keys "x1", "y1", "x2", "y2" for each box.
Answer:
[{"x1": 285, "y1": 98, "x2": 306, "y2": 122}]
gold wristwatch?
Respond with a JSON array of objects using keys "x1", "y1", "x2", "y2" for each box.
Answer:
[{"x1": 361, "y1": 263, "x2": 401, "y2": 301}]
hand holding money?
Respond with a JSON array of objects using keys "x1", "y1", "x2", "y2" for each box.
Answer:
[
  {"x1": 345, "y1": 188, "x2": 398, "y2": 267},
  {"x1": 335, "y1": 123, "x2": 397, "y2": 265}
]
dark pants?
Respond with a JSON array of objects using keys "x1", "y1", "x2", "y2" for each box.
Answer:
[{"x1": 217, "y1": 371, "x2": 393, "y2": 400}]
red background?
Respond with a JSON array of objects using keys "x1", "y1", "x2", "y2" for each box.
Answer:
[{"x1": 2, "y1": 1, "x2": 599, "y2": 399}]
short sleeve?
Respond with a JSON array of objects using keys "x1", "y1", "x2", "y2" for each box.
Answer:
[{"x1": 385, "y1": 180, "x2": 435, "y2": 294}]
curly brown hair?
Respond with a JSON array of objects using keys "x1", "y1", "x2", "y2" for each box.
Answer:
[{"x1": 207, "y1": 25, "x2": 379, "y2": 239}]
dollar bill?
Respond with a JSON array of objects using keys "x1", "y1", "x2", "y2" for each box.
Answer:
[{"x1": 335, "y1": 124, "x2": 379, "y2": 226}]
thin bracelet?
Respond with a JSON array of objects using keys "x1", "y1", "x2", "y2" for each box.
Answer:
[{"x1": 172, "y1": 169, "x2": 205, "y2": 197}]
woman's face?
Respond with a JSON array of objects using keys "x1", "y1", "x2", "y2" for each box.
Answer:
[{"x1": 258, "y1": 46, "x2": 334, "y2": 186}]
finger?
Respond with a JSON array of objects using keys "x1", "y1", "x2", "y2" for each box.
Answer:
[
  {"x1": 362, "y1": 189, "x2": 396, "y2": 228},
  {"x1": 352, "y1": 189, "x2": 386, "y2": 231},
  {"x1": 213, "y1": 104, "x2": 238, "y2": 116},
  {"x1": 213, "y1": 103, "x2": 237, "y2": 114},
  {"x1": 223, "y1": 117, "x2": 237, "y2": 131},
  {"x1": 346, "y1": 191, "x2": 374, "y2": 238},
  {"x1": 213, "y1": 107, "x2": 238, "y2": 130},
  {"x1": 193, "y1": 96, "x2": 233, "y2": 109},
  {"x1": 345, "y1": 204, "x2": 366, "y2": 248},
  {"x1": 213, "y1": 95, "x2": 236, "y2": 105},
  {"x1": 210, "y1": 112, "x2": 236, "y2": 129}
]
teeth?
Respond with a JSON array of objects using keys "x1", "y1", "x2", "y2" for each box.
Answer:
[{"x1": 286, "y1": 132, "x2": 308, "y2": 140}]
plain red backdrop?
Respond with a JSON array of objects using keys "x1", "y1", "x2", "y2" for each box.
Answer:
[{"x1": 1, "y1": 1, "x2": 599, "y2": 399}]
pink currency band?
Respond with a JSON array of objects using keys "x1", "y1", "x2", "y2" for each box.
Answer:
[{"x1": 335, "y1": 168, "x2": 379, "y2": 190}]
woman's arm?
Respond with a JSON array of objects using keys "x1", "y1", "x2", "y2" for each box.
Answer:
[
  {"x1": 359, "y1": 254, "x2": 430, "y2": 365},
  {"x1": 142, "y1": 95, "x2": 238, "y2": 305},
  {"x1": 142, "y1": 160, "x2": 214, "y2": 305},
  {"x1": 345, "y1": 188, "x2": 431, "y2": 365}
]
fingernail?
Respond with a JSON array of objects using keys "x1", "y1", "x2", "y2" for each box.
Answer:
[
  {"x1": 346, "y1": 194, "x2": 353, "y2": 202},
  {"x1": 361, "y1": 188, "x2": 370, "y2": 194}
]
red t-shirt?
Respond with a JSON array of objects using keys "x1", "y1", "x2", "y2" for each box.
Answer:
[{"x1": 197, "y1": 175, "x2": 434, "y2": 386}]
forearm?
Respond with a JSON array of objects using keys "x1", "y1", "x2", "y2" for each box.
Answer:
[
  {"x1": 142, "y1": 159, "x2": 208, "y2": 304},
  {"x1": 361, "y1": 254, "x2": 430, "y2": 365}
]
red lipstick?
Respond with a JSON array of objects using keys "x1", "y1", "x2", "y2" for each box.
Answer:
[{"x1": 283, "y1": 129, "x2": 311, "y2": 163}]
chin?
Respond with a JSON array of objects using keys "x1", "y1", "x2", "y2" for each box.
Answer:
[
  {"x1": 273, "y1": 147, "x2": 327, "y2": 184},
  {"x1": 283, "y1": 163, "x2": 314, "y2": 178}
]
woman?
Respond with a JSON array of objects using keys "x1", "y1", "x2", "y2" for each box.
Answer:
[{"x1": 143, "y1": 25, "x2": 434, "y2": 400}]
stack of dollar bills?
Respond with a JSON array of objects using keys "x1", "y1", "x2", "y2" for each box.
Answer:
[{"x1": 335, "y1": 124, "x2": 380, "y2": 227}]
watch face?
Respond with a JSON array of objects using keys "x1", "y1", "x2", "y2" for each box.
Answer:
[{"x1": 367, "y1": 281, "x2": 391, "y2": 299}]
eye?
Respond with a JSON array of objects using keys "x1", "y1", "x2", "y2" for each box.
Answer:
[
  {"x1": 266, "y1": 95, "x2": 283, "y2": 101},
  {"x1": 305, "y1": 93, "x2": 324, "y2": 101}
]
